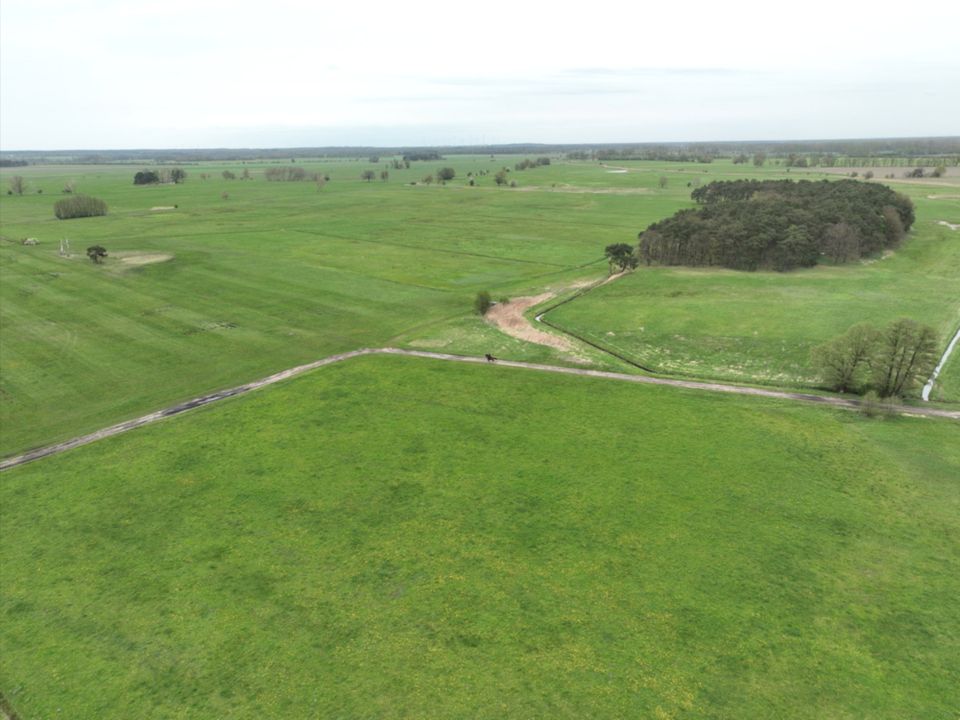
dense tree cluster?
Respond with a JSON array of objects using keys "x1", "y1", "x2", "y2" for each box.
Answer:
[
  {"x1": 596, "y1": 149, "x2": 714, "y2": 163},
  {"x1": 133, "y1": 168, "x2": 186, "y2": 184},
  {"x1": 264, "y1": 166, "x2": 307, "y2": 181},
  {"x1": 514, "y1": 157, "x2": 551, "y2": 170},
  {"x1": 812, "y1": 319, "x2": 938, "y2": 398},
  {"x1": 0, "y1": 159, "x2": 28, "y2": 167},
  {"x1": 134, "y1": 170, "x2": 160, "y2": 185},
  {"x1": 639, "y1": 179, "x2": 914, "y2": 271},
  {"x1": 54, "y1": 194, "x2": 108, "y2": 219},
  {"x1": 403, "y1": 151, "x2": 442, "y2": 162}
]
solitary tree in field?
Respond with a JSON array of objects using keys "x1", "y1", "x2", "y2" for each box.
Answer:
[
  {"x1": 604, "y1": 243, "x2": 638, "y2": 273},
  {"x1": 474, "y1": 291, "x2": 492, "y2": 316},
  {"x1": 9, "y1": 176, "x2": 26, "y2": 195},
  {"x1": 222, "y1": 170, "x2": 236, "y2": 180},
  {"x1": 170, "y1": 168, "x2": 187, "y2": 183},
  {"x1": 437, "y1": 167, "x2": 455, "y2": 182},
  {"x1": 380, "y1": 170, "x2": 389, "y2": 182},
  {"x1": 658, "y1": 176, "x2": 668, "y2": 189},
  {"x1": 86, "y1": 245, "x2": 108, "y2": 264},
  {"x1": 494, "y1": 170, "x2": 508, "y2": 186},
  {"x1": 361, "y1": 170, "x2": 376, "y2": 182}
]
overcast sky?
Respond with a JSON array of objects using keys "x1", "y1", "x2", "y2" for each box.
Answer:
[{"x1": 2, "y1": 0, "x2": 958, "y2": 150}]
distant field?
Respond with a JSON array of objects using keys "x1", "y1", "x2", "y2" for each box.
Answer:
[
  {"x1": 2, "y1": 355, "x2": 958, "y2": 719},
  {"x1": 547, "y1": 186, "x2": 960, "y2": 397},
  {"x1": 0, "y1": 157, "x2": 657, "y2": 455}
]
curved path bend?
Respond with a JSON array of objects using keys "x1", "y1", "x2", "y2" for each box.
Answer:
[{"x1": 2, "y1": 348, "x2": 958, "y2": 472}]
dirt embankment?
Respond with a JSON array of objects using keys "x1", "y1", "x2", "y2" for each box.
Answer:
[{"x1": 485, "y1": 293, "x2": 575, "y2": 351}]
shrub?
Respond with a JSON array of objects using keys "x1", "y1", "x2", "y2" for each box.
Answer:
[
  {"x1": 54, "y1": 194, "x2": 107, "y2": 220},
  {"x1": 474, "y1": 291, "x2": 492, "y2": 316},
  {"x1": 859, "y1": 390, "x2": 890, "y2": 418}
]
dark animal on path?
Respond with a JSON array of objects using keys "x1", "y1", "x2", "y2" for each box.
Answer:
[{"x1": 485, "y1": 353, "x2": 497, "y2": 362}]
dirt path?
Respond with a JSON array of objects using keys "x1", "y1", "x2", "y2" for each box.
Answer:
[
  {"x1": 485, "y1": 293, "x2": 576, "y2": 351},
  {"x1": 938, "y1": 220, "x2": 959, "y2": 231},
  {"x1": 2, "y1": 348, "x2": 957, "y2": 472}
]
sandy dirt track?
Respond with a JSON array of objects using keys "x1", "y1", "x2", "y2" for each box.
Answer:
[
  {"x1": 2, "y1": 348, "x2": 957, "y2": 471},
  {"x1": 485, "y1": 294, "x2": 575, "y2": 351}
]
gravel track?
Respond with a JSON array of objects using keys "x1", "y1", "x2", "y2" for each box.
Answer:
[{"x1": 3, "y1": 348, "x2": 957, "y2": 471}]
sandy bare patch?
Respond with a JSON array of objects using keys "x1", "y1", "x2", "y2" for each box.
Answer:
[
  {"x1": 486, "y1": 293, "x2": 575, "y2": 351},
  {"x1": 150, "y1": 206, "x2": 176, "y2": 211},
  {"x1": 928, "y1": 194, "x2": 960, "y2": 200},
  {"x1": 939, "y1": 220, "x2": 960, "y2": 231},
  {"x1": 116, "y1": 252, "x2": 174, "y2": 266},
  {"x1": 606, "y1": 169, "x2": 628, "y2": 174}
]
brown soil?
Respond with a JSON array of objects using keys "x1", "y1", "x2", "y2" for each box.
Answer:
[{"x1": 485, "y1": 293, "x2": 574, "y2": 351}]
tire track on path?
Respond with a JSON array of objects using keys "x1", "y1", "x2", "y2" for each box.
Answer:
[{"x1": 3, "y1": 348, "x2": 957, "y2": 471}]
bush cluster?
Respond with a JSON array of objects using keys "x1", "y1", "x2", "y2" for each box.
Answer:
[
  {"x1": 54, "y1": 194, "x2": 108, "y2": 219},
  {"x1": 514, "y1": 157, "x2": 551, "y2": 170},
  {"x1": 264, "y1": 166, "x2": 307, "y2": 181}
]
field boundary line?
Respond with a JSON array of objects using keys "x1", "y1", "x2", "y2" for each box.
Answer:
[{"x1": 3, "y1": 348, "x2": 958, "y2": 472}]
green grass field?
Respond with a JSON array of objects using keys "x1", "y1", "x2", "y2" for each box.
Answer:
[
  {"x1": 0, "y1": 157, "x2": 652, "y2": 455},
  {"x1": 546, "y1": 187, "x2": 960, "y2": 395},
  {"x1": 3, "y1": 157, "x2": 960, "y2": 718},
  {"x1": 2, "y1": 355, "x2": 958, "y2": 719},
  {"x1": 4, "y1": 158, "x2": 957, "y2": 458}
]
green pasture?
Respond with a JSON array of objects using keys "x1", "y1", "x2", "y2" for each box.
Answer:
[
  {"x1": 2, "y1": 157, "x2": 958, "y2": 459},
  {"x1": 547, "y1": 188, "x2": 960, "y2": 397},
  {"x1": 0, "y1": 157, "x2": 666, "y2": 456},
  {"x1": 2, "y1": 355, "x2": 958, "y2": 719}
]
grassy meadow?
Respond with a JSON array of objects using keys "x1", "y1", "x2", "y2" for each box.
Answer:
[
  {"x1": 546, "y1": 178, "x2": 960, "y2": 395},
  {"x1": 2, "y1": 354, "x2": 959, "y2": 719},
  {"x1": 0, "y1": 157, "x2": 651, "y2": 455},
  {"x1": 3, "y1": 158, "x2": 958, "y2": 457}
]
